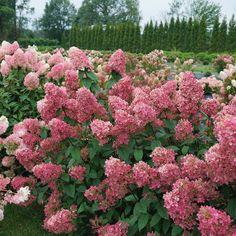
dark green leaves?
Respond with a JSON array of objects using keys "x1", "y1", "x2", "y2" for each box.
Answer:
[
  {"x1": 227, "y1": 198, "x2": 236, "y2": 219},
  {"x1": 134, "y1": 149, "x2": 143, "y2": 161},
  {"x1": 63, "y1": 184, "x2": 75, "y2": 198}
]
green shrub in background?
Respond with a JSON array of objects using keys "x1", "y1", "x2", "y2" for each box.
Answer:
[{"x1": 18, "y1": 38, "x2": 59, "y2": 48}]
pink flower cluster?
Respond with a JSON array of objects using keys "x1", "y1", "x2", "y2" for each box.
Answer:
[
  {"x1": 90, "y1": 119, "x2": 113, "y2": 145},
  {"x1": 175, "y1": 119, "x2": 194, "y2": 141},
  {"x1": 106, "y1": 49, "x2": 126, "y2": 76},
  {"x1": 44, "y1": 209, "x2": 77, "y2": 234},
  {"x1": 97, "y1": 221, "x2": 128, "y2": 236},
  {"x1": 69, "y1": 166, "x2": 86, "y2": 182},
  {"x1": 33, "y1": 163, "x2": 62, "y2": 184},
  {"x1": 164, "y1": 178, "x2": 219, "y2": 230},
  {"x1": 23, "y1": 72, "x2": 40, "y2": 90},
  {"x1": 197, "y1": 206, "x2": 234, "y2": 236},
  {"x1": 85, "y1": 157, "x2": 133, "y2": 211}
]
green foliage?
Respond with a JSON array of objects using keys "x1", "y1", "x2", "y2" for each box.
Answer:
[
  {"x1": 0, "y1": 70, "x2": 44, "y2": 133},
  {"x1": 18, "y1": 37, "x2": 59, "y2": 48},
  {"x1": 76, "y1": 0, "x2": 140, "y2": 26},
  {"x1": 40, "y1": 0, "x2": 76, "y2": 43},
  {"x1": 69, "y1": 16, "x2": 236, "y2": 53}
]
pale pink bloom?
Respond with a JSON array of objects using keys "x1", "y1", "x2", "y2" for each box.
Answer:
[
  {"x1": 5, "y1": 186, "x2": 31, "y2": 204},
  {"x1": 0, "y1": 116, "x2": 9, "y2": 135},
  {"x1": 2, "y1": 156, "x2": 15, "y2": 167},
  {"x1": 0, "y1": 60, "x2": 10, "y2": 77},
  {"x1": 24, "y1": 72, "x2": 40, "y2": 90},
  {"x1": 0, "y1": 176, "x2": 10, "y2": 190},
  {"x1": 43, "y1": 209, "x2": 77, "y2": 234}
]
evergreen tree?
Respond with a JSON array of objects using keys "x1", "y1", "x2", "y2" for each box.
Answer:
[
  {"x1": 163, "y1": 22, "x2": 169, "y2": 51},
  {"x1": 185, "y1": 17, "x2": 193, "y2": 51},
  {"x1": 219, "y1": 17, "x2": 227, "y2": 52},
  {"x1": 142, "y1": 23, "x2": 149, "y2": 53},
  {"x1": 174, "y1": 17, "x2": 181, "y2": 50},
  {"x1": 168, "y1": 17, "x2": 175, "y2": 50},
  {"x1": 211, "y1": 17, "x2": 220, "y2": 52},
  {"x1": 179, "y1": 18, "x2": 187, "y2": 51},
  {"x1": 158, "y1": 22, "x2": 165, "y2": 50},
  {"x1": 227, "y1": 15, "x2": 236, "y2": 51},
  {"x1": 192, "y1": 18, "x2": 199, "y2": 52},
  {"x1": 134, "y1": 24, "x2": 141, "y2": 52},
  {"x1": 197, "y1": 16, "x2": 207, "y2": 52}
]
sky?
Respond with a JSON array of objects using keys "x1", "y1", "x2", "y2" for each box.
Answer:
[{"x1": 30, "y1": 0, "x2": 236, "y2": 26}]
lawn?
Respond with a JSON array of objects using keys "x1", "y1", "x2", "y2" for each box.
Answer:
[{"x1": 0, "y1": 204, "x2": 55, "y2": 236}]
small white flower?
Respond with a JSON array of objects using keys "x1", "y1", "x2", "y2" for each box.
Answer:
[
  {"x1": 0, "y1": 209, "x2": 4, "y2": 221},
  {"x1": 0, "y1": 116, "x2": 9, "y2": 135},
  {"x1": 231, "y1": 80, "x2": 236, "y2": 88},
  {"x1": 219, "y1": 71, "x2": 228, "y2": 80},
  {"x1": 227, "y1": 86, "x2": 231, "y2": 90},
  {"x1": 16, "y1": 186, "x2": 31, "y2": 203}
]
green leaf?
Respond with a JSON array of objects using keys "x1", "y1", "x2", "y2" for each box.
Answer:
[
  {"x1": 117, "y1": 146, "x2": 130, "y2": 163},
  {"x1": 125, "y1": 195, "x2": 137, "y2": 202},
  {"x1": 61, "y1": 173, "x2": 70, "y2": 182},
  {"x1": 40, "y1": 128, "x2": 48, "y2": 139},
  {"x1": 134, "y1": 202, "x2": 147, "y2": 215},
  {"x1": 89, "y1": 169, "x2": 98, "y2": 179},
  {"x1": 78, "y1": 203, "x2": 86, "y2": 213},
  {"x1": 150, "y1": 213, "x2": 161, "y2": 227},
  {"x1": 64, "y1": 116, "x2": 77, "y2": 126},
  {"x1": 71, "y1": 147, "x2": 81, "y2": 162},
  {"x1": 162, "y1": 219, "x2": 171, "y2": 234},
  {"x1": 167, "y1": 146, "x2": 179, "y2": 152},
  {"x1": 138, "y1": 214, "x2": 149, "y2": 231},
  {"x1": 171, "y1": 225, "x2": 183, "y2": 236},
  {"x1": 157, "y1": 204, "x2": 169, "y2": 219},
  {"x1": 181, "y1": 146, "x2": 189, "y2": 155},
  {"x1": 125, "y1": 205, "x2": 132, "y2": 215},
  {"x1": 227, "y1": 198, "x2": 236, "y2": 219},
  {"x1": 81, "y1": 78, "x2": 92, "y2": 89},
  {"x1": 129, "y1": 215, "x2": 138, "y2": 226},
  {"x1": 86, "y1": 71, "x2": 97, "y2": 81},
  {"x1": 63, "y1": 184, "x2": 75, "y2": 198},
  {"x1": 164, "y1": 120, "x2": 176, "y2": 130},
  {"x1": 134, "y1": 149, "x2": 143, "y2": 161}
]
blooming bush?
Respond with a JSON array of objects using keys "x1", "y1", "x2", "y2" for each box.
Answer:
[
  {"x1": 214, "y1": 54, "x2": 234, "y2": 73},
  {"x1": 0, "y1": 43, "x2": 236, "y2": 235}
]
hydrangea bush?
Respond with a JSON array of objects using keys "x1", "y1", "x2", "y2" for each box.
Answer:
[{"x1": 0, "y1": 42, "x2": 236, "y2": 235}]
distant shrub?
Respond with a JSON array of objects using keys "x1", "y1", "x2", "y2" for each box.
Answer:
[{"x1": 18, "y1": 38, "x2": 59, "y2": 48}]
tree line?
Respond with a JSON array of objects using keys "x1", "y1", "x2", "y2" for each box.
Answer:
[{"x1": 69, "y1": 16, "x2": 236, "y2": 53}]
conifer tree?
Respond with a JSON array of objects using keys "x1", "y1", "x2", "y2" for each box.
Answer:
[
  {"x1": 227, "y1": 15, "x2": 236, "y2": 51},
  {"x1": 179, "y1": 18, "x2": 187, "y2": 51},
  {"x1": 185, "y1": 17, "x2": 193, "y2": 51},
  {"x1": 219, "y1": 17, "x2": 227, "y2": 52},
  {"x1": 163, "y1": 22, "x2": 169, "y2": 51},
  {"x1": 211, "y1": 17, "x2": 220, "y2": 52},
  {"x1": 168, "y1": 17, "x2": 175, "y2": 50},
  {"x1": 192, "y1": 18, "x2": 199, "y2": 52},
  {"x1": 174, "y1": 17, "x2": 181, "y2": 50},
  {"x1": 197, "y1": 16, "x2": 207, "y2": 52}
]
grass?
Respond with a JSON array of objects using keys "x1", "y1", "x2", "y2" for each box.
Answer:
[{"x1": 0, "y1": 204, "x2": 54, "y2": 236}]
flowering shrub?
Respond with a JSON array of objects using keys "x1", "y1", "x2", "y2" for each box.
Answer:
[
  {"x1": 214, "y1": 54, "x2": 234, "y2": 73},
  {"x1": 0, "y1": 43, "x2": 236, "y2": 235}
]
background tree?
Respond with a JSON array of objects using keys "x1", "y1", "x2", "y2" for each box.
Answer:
[
  {"x1": 219, "y1": 17, "x2": 228, "y2": 52},
  {"x1": 14, "y1": 0, "x2": 34, "y2": 38},
  {"x1": 227, "y1": 15, "x2": 236, "y2": 51},
  {"x1": 40, "y1": 0, "x2": 76, "y2": 42},
  {"x1": 0, "y1": 1, "x2": 15, "y2": 41},
  {"x1": 76, "y1": 0, "x2": 141, "y2": 26},
  {"x1": 167, "y1": 0, "x2": 221, "y2": 28},
  {"x1": 210, "y1": 17, "x2": 220, "y2": 52}
]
